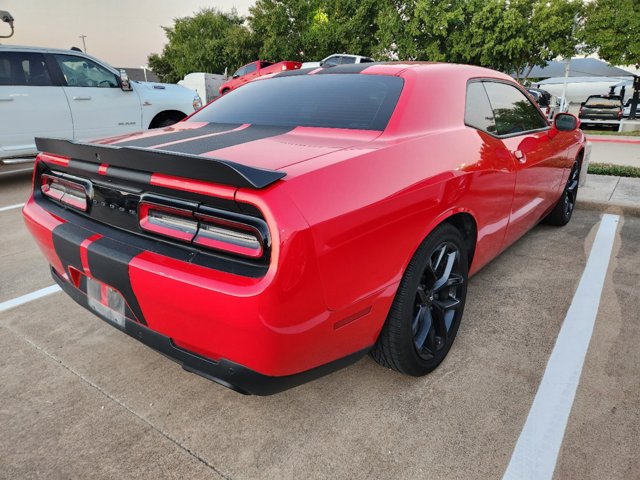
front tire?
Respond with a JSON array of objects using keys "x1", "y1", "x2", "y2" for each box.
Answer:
[
  {"x1": 543, "y1": 159, "x2": 580, "y2": 226},
  {"x1": 371, "y1": 223, "x2": 469, "y2": 376}
]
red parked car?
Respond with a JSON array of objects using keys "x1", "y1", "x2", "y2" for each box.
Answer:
[
  {"x1": 24, "y1": 63, "x2": 586, "y2": 395},
  {"x1": 219, "y1": 60, "x2": 302, "y2": 95}
]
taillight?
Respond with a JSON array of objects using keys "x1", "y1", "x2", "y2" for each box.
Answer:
[
  {"x1": 41, "y1": 173, "x2": 90, "y2": 211},
  {"x1": 618, "y1": 110, "x2": 623, "y2": 119},
  {"x1": 578, "y1": 108, "x2": 583, "y2": 116},
  {"x1": 194, "y1": 214, "x2": 264, "y2": 259},
  {"x1": 139, "y1": 203, "x2": 198, "y2": 242},
  {"x1": 138, "y1": 200, "x2": 268, "y2": 259}
]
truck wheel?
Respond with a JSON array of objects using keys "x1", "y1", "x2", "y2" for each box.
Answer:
[
  {"x1": 370, "y1": 223, "x2": 469, "y2": 376},
  {"x1": 150, "y1": 112, "x2": 186, "y2": 129}
]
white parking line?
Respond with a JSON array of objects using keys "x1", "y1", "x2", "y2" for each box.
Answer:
[
  {"x1": 503, "y1": 214, "x2": 620, "y2": 480},
  {"x1": 0, "y1": 202, "x2": 25, "y2": 212},
  {"x1": 0, "y1": 285, "x2": 61, "y2": 313}
]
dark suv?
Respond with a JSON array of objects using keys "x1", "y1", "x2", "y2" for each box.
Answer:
[{"x1": 578, "y1": 95, "x2": 623, "y2": 129}]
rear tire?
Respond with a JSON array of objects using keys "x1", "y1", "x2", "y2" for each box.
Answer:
[
  {"x1": 370, "y1": 223, "x2": 469, "y2": 376},
  {"x1": 543, "y1": 159, "x2": 580, "y2": 226}
]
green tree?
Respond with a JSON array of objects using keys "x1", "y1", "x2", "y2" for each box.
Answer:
[
  {"x1": 375, "y1": 0, "x2": 581, "y2": 80},
  {"x1": 581, "y1": 0, "x2": 640, "y2": 66},
  {"x1": 247, "y1": 0, "x2": 313, "y2": 60},
  {"x1": 248, "y1": 0, "x2": 381, "y2": 62},
  {"x1": 147, "y1": 8, "x2": 259, "y2": 83},
  {"x1": 466, "y1": 0, "x2": 582, "y2": 80},
  {"x1": 374, "y1": 0, "x2": 476, "y2": 62}
]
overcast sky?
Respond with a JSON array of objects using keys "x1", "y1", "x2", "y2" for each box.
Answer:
[{"x1": 1, "y1": 0, "x2": 254, "y2": 67}]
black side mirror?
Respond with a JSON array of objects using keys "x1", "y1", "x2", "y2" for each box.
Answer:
[
  {"x1": 119, "y1": 69, "x2": 132, "y2": 91},
  {"x1": 554, "y1": 113, "x2": 578, "y2": 132}
]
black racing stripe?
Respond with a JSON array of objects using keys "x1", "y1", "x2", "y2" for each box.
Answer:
[
  {"x1": 87, "y1": 237, "x2": 147, "y2": 325},
  {"x1": 102, "y1": 165, "x2": 152, "y2": 185},
  {"x1": 52, "y1": 222, "x2": 92, "y2": 272},
  {"x1": 114, "y1": 123, "x2": 241, "y2": 148},
  {"x1": 36, "y1": 137, "x2": 286, "y2": 189},
  {"x1": 69, "y1": 159, "x2": 100, "y2": 175},
  {"x1": 315, "y1": 63, "x2": 381, "y2": 75},
  {"x1": 157, "y1": 125, "x2": 294, "y2": 155}
]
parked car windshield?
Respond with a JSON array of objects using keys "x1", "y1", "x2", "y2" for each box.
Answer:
[
  {"x1": 584, "y1": 97, "x2": 621, "y2": 108},
  {"x1": 191, "y1": 74, "x2": 404, "y2": 131}
]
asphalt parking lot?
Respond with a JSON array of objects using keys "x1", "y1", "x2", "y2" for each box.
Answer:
[{"x1": 1, "y1": 173, "x2": 639, "y2": 480}]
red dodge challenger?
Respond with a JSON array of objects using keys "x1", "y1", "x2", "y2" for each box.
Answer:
[{"x1": 23, "y1": 63, "x2": 586, "y2": 395}]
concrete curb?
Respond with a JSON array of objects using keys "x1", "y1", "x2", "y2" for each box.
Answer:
[
  {"x1": 576, "y1": 200, "x2": 640, "y2": 217},
  {"x1": 586, "y1": 135, "x2": 640, "y2": 144}
]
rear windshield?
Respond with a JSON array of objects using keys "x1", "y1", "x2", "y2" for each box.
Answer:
[
  {"x1": 191, "y1": 74, "x2": 404, "y2": 131},
  {"x1": 584, "y1": 97, "x2": 621, "y2": 108}
]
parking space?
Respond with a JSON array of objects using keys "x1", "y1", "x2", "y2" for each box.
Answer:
[{"x1": 1, "y1": 173, "x2": 639, "y2": 479}]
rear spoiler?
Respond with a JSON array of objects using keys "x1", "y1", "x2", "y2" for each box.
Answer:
[{"x1": 35, "y1": 137, "x2": 286, "y2": 189}]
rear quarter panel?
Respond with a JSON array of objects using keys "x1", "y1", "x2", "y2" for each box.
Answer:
[{"x1": 281, "y1": 127, "x2": 516, "y2": 312}]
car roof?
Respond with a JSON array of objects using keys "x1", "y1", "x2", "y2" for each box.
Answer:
[
  {"x1": 0, "y1": 44, "x2": 87, "y2": 54},
  {"x1": 0, "y1": 44, "x2": 119, "y2": 74}
]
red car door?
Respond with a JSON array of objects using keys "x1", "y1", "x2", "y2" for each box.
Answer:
[
  {"x1": 239, "y1": 62, "x2": 260, "y2": 87},
  {"x1": 482, "y1": 81, "x2": 566, "y2": 246}
]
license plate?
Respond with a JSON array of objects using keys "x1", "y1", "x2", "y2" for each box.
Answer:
[{"x1": 86, "y1": 276, "x2": 126, "y2": 328}]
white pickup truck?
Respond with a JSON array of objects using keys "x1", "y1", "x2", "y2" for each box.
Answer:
[{"x1": 0, "y1": 45, "x2": 202, "y2": 174}]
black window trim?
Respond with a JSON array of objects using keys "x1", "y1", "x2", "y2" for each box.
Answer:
[{"x1": 465, "y1": 77, "x2": 551, "y2": 139}]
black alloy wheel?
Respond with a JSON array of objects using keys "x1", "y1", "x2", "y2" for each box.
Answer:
[
  {"x1": 371, "y1": 223, "x2": 469, "y2": 376},
  {"x1": 412, "y1": 241, "x2": 465, "y2": 361},
  {"x1": 544, "y1": 159, "x2": 580, "y2": 226},
  {"x1": 563, "y1": 161, "x2": 580, "y2": 218}
]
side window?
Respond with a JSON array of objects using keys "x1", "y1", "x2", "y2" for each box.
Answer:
[
  {"x1": 244, "y1": 63, "x2": 258, "y2": 75},
  {"x1": 323, "y1": 56, "x2": 341, "y2": 66},
  {"x1": 0, "y1": 52, "x2": 53, "y2": 86},
  {"x1": 53, "y1": 54, "x2": 118, "y2": 88},
  {"x1": 483, "y1": 81, "x2": 548, "y2": 136},
  {"x1": 464, "y1": 81, "x2": 497, "y2": 134},
  {"x1": 341, "y1": 56, "x2": 357, "y2": 64},
  {"x1": 233, "y1": 66, "x2": 246, "y2": 77}
]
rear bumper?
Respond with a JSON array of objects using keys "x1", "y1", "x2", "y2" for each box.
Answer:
[
  {"x1": 23, "y1": 195, "x2": 389, "y2": 392},
  {"x1": 52, "y1": 268, "x2": 369, "y2": 395},
  {"x1": 578, "y1": 117, "x2": 620, "y2": 125}
]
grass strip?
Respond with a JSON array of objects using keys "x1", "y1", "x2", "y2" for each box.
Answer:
[
  {"x1": 588, "y1": 163, "x2": 640, "y2": 178},
  {"x1": 583, "y1": 129, "x2": 640, "y2": 137}
]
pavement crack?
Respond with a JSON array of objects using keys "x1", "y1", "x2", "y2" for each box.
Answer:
[
  {"x1": 608, "y1": 176, "x2": 621, "y2": 201},
  {"x1": 0, "y1": 324, "x2": 233, "y2": 480}
]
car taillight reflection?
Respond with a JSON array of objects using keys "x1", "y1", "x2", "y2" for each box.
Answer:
[
  {"x1": 138, "y1": 201, "x2": 267, "y2": 259},
  {"x1": 41, "y1": 173, "x2": 89, "y2": 211}
]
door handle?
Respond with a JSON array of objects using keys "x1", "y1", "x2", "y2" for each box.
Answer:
[
  {"x1": 73, "y1": 96, "x2": 92, "y2": 101},
  {"x1": 0, "y1": 97, "x2": 14, "y2": 102},
  {"x1": 513, "y1": 150, "x2": 526, "y2": 163}
]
